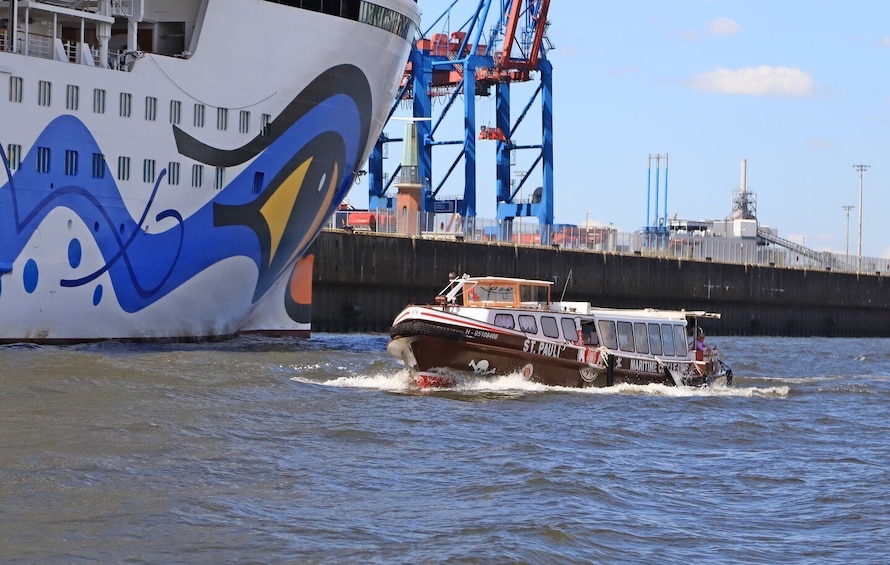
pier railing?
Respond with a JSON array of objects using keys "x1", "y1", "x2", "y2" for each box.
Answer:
[{"x1": 328, "y1": 209, "x2": 890, "y2": 276}]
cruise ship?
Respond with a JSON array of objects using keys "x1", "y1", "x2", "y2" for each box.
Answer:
[{"x1": 0, "y1": 0, "x2": 418, "y2": 342}]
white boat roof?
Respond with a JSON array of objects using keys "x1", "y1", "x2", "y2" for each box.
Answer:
[
  {"x1": 583, "y1": 307, "x2": 721, "y2": 320},
  {"x1": 463, "y1": 276, "x2": 554, "y2": 286}
]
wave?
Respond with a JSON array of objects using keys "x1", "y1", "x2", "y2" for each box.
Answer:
[{"x1": 292, "y1": 368, "x2": 790, "y2": 399}]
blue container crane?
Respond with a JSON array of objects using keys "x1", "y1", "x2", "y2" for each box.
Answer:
[{"x1": 368, "y1": 0, "x2": 554, "y2": 241}]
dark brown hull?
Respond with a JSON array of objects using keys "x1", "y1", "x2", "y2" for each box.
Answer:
[{"x1": 388, "y1": 319, "x2": 723, "y2": 388}]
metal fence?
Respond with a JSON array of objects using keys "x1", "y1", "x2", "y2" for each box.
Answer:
[{"x1": 327, "y1": 209, "x2": 890, "y2": 276}]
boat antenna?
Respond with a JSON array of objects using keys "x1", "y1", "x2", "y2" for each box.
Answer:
[{"x1": 559, "y1": 269, "x2": 573, "y2": 302}]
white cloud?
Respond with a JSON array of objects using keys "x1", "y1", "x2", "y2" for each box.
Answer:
[
  {"x1": 808, "y1": 138, "x2": 835, "y2": 150},
  {"x1": 708, "y1": 17, "x2": 742, "y2": 36},
  {"x1": 687, "y1": 65, "x2": 815, "y2": 97}
]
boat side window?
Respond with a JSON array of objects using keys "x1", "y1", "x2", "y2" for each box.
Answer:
[
  {"x1": 617, "y1": 321, "x2": 634, "y2": 352},
  {"x1": 673, "y1": 325, "x2": 688, "y2": 356},
  {"x1": 661, "y1": 323, "x2": 675, "y2": 357},
  {"x1": 598, "y1": 320, "x2": 618, "y2": 349},
  {"x1": 647, "y1": 323, "x2": 663, "y2": 355},
  {"x1": 494, "y1": 313, "x2": 515, "y2": 330},
  {"x1": 633, "y1": 322, "x2": 649, "y2": 354},
  {"x1": 581, "y1": 321, "x2": 598, "y2": 345},
  {"x1": 560, "y1": 317, "x2": 578, "y2": 342},
  {"x1": 541, "y1": 316, "x2": 559, "y2": 339},
  {"x1": 518, "y1": 315, "x2": 538, "y2": 334}
]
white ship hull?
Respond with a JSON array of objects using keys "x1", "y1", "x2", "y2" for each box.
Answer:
[{"x1": 0, "y1": 0, "x2": 418, "y2": 342}]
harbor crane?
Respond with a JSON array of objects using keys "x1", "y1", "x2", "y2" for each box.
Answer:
[{"x1": 368, "y1": 0, "x2": 554, "y2": 242}]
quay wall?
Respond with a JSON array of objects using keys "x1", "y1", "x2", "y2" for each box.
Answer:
[{"x1": 309, "y1": 230, "x2": 890, "y2": 337}]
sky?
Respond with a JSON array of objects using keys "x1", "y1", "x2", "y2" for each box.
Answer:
[{"x1": 348, "y1": 0, "x2": 890, "y2": 258}]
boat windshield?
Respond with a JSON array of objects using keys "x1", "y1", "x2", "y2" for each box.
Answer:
[{"x1": 464, "y1": 280, "x2": 550, "y2": 306}]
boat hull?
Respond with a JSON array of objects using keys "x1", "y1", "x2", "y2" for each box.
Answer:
[
  {"x1": 0, "y1": 0, "x2": 418, "y2": 342},
  {"x1": 389, "y1": 316, "x2": 732, "y2": 389}
]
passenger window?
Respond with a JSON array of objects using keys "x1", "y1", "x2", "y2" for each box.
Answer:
[
  {"x1": 634, "y1": 322, "x2": 649, "y2": 354},
  {"x1": 581, "y1": 322, "x2": 599, "y2": 345},
  {"x1": 494, "y1": 313, "x2": 515, "y2": 330},
  {"x1": 518, "y1": 315, "x2": 538, "y2": 333},
  {"x1": 541, "y1": 316, "x2": 559, "y2": 339},
  {"x1": 647, "y1": 324, "x2": 663, "y2": 355},
  {"x1": 617, "y1": 321, "x2": 634, "y2": 352},
  {"x1": 598, "y1": 320, "x2": 618, "y2": 349},
  {"x1": 674, "y1": 325, "x2": 688, "y2": 356},
  {"x1": 661, "y1": 323, "x2": 675, "y2": 356},
  {"x1": 561, "y1": 318, "x2": 578, "y2": 342}
]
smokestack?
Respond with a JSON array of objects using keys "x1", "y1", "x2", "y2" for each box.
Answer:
[{"x1": 740, "y1": 159, "x2": 747, "y2": 196}]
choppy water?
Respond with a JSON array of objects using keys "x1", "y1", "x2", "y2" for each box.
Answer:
[{"x1": 1, "y1": 335, "x2": 888, "y2": 564}]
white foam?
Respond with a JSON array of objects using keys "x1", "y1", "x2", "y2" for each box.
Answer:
[{"x1": 293, "y1": 369, "x2": 790, "y2": 398}]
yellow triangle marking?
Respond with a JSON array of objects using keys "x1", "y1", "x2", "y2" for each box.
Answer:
[
  {"x1": 281, "y1": 161, "x2": 340, "y2": 270},
  {"x1": 261, "y1": 158, "x2": 312, "y2": 266}
]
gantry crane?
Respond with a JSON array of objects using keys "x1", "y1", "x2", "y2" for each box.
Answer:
[{"x1": 368, "y1": 0, "x2": 554, "y2": 241}]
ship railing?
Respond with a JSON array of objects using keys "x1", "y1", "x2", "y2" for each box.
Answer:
[
  {"x1": 34, "y1": 0, "x2": 134, "y2": 18},
  {"x1": 325, "y1": 209, "x2": 889, "y2": 276}
]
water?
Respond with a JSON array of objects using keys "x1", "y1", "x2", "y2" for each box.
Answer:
[{"x1": 1, "y1": 335, "x2": 888, "y2": 564}]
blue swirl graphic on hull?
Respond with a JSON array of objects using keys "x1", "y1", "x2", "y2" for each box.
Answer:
[{"x1": 0, "y1": 65, "x2": 372, "y2": 314}]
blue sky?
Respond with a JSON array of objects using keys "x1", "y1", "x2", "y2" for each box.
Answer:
[{"x1": 350, "y1": 1, "x2": 890, "y2": 257}]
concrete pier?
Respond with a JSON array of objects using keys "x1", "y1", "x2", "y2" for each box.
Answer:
[{"x1": 309, "y1": 230, "x2": 890, "y2": 336}]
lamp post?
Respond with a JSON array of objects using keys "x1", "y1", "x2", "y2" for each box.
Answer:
[
  {"x1": 853, "y1": 165, "x2": 870, "y2": 272},
  {"x1": 842, "y1": 205, "x2": 854, "y2": 266}
]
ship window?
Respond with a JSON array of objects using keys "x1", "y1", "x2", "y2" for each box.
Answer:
[
  {"x1": 64, "y1": 150, "x2": 78, "y2": 176},
  {"x1": 520, "y1": 284, "x2": 549, "y2": 304},
  {"x1": 661, "y1": 324, "x2": 675, "y2": 357},
  {"x1": 168, "y1": 162, "x2": 180, "y2": 186},
  {"x1": 214, "y1": 167, "x2": 225, "y2": 190},
  {"x1": 633, "y1": 322, "x2": 649, "y2": 354},
  {"x1": 617, "y1": 321, "x2": 634, "y2": 352},
  {"x1": 93, "y1": 89, "x2": 106, "y2": 114},
  {"x1": 170, "y1": 100, "x2": 182, "y2": 125},
  {"x1": 145, "y1": 96, "x2": 158, "y2": 121},
  {"x1": 494, "y1": 313, "x2": 515, "y2": 330},
  {"x1": 598, "y1": 320, "x2": 618, "y2": 349},
  {"x1": 120, "y1": 92, "x2": 132, "y2": 117},
  {"x1": 581, "y1": 321, "x2": 598, "y2": 345},
  {"x1": 194, "y1": 103, "x2": 205, "y2": 128},
  {"x1": 38, "y1": 80, "x2": 52, "y2": 107},
  {"x1": 143, "y1": 159, "x2": 156, "y2": 183},
  {"x1": 9, "y1": 76, "x2": 23, "y2": 103},
  {"x1": 192, "y1": 164, "x2": 204, "y2": 188},
  {"x1": 91, "y1": 153, "x2": 105, "y2": 179},
  {"x1": 7, "y1": 144, "x2": 22, "y2": 170},
  {"x1": 117, "y1": 156, "x2": 131, "y2": 181},
  {"x1": 66, "y1": 85, "x2": 79, "y2": 110},
  {"x1": 475, "y1": 284, "x2": 514, "y2": 303},
  {"x1": 36, "y1": 147, "x2": 51, "y2": 173},
  {"x1": 541, "y1": 316, "x2": 559, "y2": 339},
  {"x1": 647, "y1": 323, "x2": 663, "y2": 355},
  {"x1": 217, "y1": 108, "x2": 228, "y2": 131},
  {"x1": 518, "y1": 315, "x2": 538, "y2": 334},
  {"x1": 239, "y1": 110, "x2": 251, "y2": 134},
  {"x1": 261, "y1": 113, "x2": 272, "y2": 136},
  {"x1": 560, "y1": 317, "x2": 577, "y2": 341},
  {"x1": 342, "y1": 0, "x2": 360, "y2": 19},
  {"x1": 673, "y1": 325, "x2": 688, "y2": 356}
]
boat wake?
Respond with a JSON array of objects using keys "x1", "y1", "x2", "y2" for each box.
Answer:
[{"x1": 292, "y1": 369, "x2": 790, "y2": 398}]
